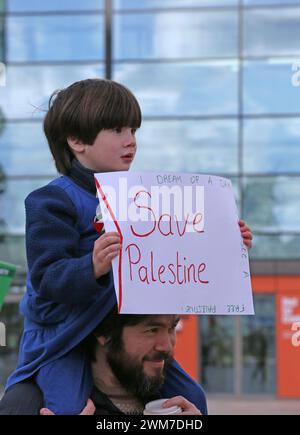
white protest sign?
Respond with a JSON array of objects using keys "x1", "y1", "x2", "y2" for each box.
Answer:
[{"x1": 94, "y1": 172, "x2": 254, "y2": 315}]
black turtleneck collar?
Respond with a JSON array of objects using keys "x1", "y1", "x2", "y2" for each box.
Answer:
[{"x1": 68, "y1": 159, "x2": 97, "y2": 195}]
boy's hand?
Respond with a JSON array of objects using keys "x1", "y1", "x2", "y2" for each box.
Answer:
[
  {"x1": 162, "y1": 396, "x2": 202, "y2": 415},
  {"x1": 92, "y1": 231, "x2": 122, "y2": 278},
  {"x1": 239, "y1": 219, "x2": 253, "y2": 249}
]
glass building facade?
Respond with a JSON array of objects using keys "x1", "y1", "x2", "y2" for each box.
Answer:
[{"x1": 1, "y1": 0, "x2": 300, "y2": 397}]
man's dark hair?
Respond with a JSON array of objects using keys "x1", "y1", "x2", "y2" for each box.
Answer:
[
  {"x1": 85, "y1": 306, "x2": 152, "y2": 361},
  {"x1": 44, "y1": 79, "x2": 142, "y2": 175}
]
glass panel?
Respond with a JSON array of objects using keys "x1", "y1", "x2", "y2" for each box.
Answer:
[
  {"x1": 0, "y1": 63, "x2": 105, "y2": 119},
  {"x1": 242, "y1": 294, "x2": 276, "y2": 394},
  {"x1": 0, "y1": 302, "x2": 24, "y2": 391},
  {"x1": 0, "y1": 122, "x2": 56, "y2": 176},
  {"x1": 244, "y1": 0, "x2": 300, "y2": 5},
  {"x1": 0, "y1": 0, "x2": 4, "y2": 12},
  {"x1": 7, "y1": 14, "x2": 104, "y2": 62},
  {"x1": 133, "y1": 119, "x2": 238, "y2": 173},
  {"x1": 114, "y1": 61, "x2": 238, "y2": 116},
  {"x1": 0, "y1": 178, "x2": 52, "y2": 234},
  {"x1": 7, "y1": 0, "x2": 104, "y2": 12},
  {"x1": 244, "y1": 118, "x2": 300, "y2": 173},
  {"x1": 0, "y1": 235, "x2": 27, "y2": 268},
  {"x1": 243, "y1": 176, "x2": 300, "y2": 232},
  {"x1": 114, "y1": 11, "x2": 238, "y2": 59},
  {"x1": 115, "y1": 0, "x2": 238, "y2": 9},
  {"x1": 199, "y1": 316, "x2": 235, "y2": 393},
  {"x1": 0, "y1": 15, "x2": 4, "y2": 62},
  {"x1": 244, "y1": 9, "x2": 300, "y2": 56},
  {"x1": 249, "y1": 234, "x2": 300, "y2": 260},
  {"x1": 243, "y1": 60, "x2": 300, "y2": 114}
]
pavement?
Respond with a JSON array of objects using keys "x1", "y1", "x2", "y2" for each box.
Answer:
[{"x1": 207, "y1": 395, "x2": 300, "y2": 415}]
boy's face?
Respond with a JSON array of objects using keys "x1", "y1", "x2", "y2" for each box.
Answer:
[{"x1": 70, "y1": 127, "x2": 137, "y2": 172}]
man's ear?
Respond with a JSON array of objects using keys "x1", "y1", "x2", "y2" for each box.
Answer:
[{"x1": 67, "y1": 136, "x2": 85, "y2": 154}]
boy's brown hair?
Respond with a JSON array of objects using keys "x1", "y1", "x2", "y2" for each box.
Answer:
[{"x1": 44, "y1": 79, "x2": 142, "y2": 174}]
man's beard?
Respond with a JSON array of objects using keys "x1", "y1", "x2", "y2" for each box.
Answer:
[{"x1": 106, "y1": 343, "x2": 172, "y2": 402}]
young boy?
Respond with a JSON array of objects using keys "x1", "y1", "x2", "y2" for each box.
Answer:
[{"x1": 2, "y1": 79, "x2": 252, "y2": 414}]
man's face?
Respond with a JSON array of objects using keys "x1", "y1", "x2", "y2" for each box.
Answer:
[{"x1": 106, "y1": 315, "x2": 180, "y2": 401}]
